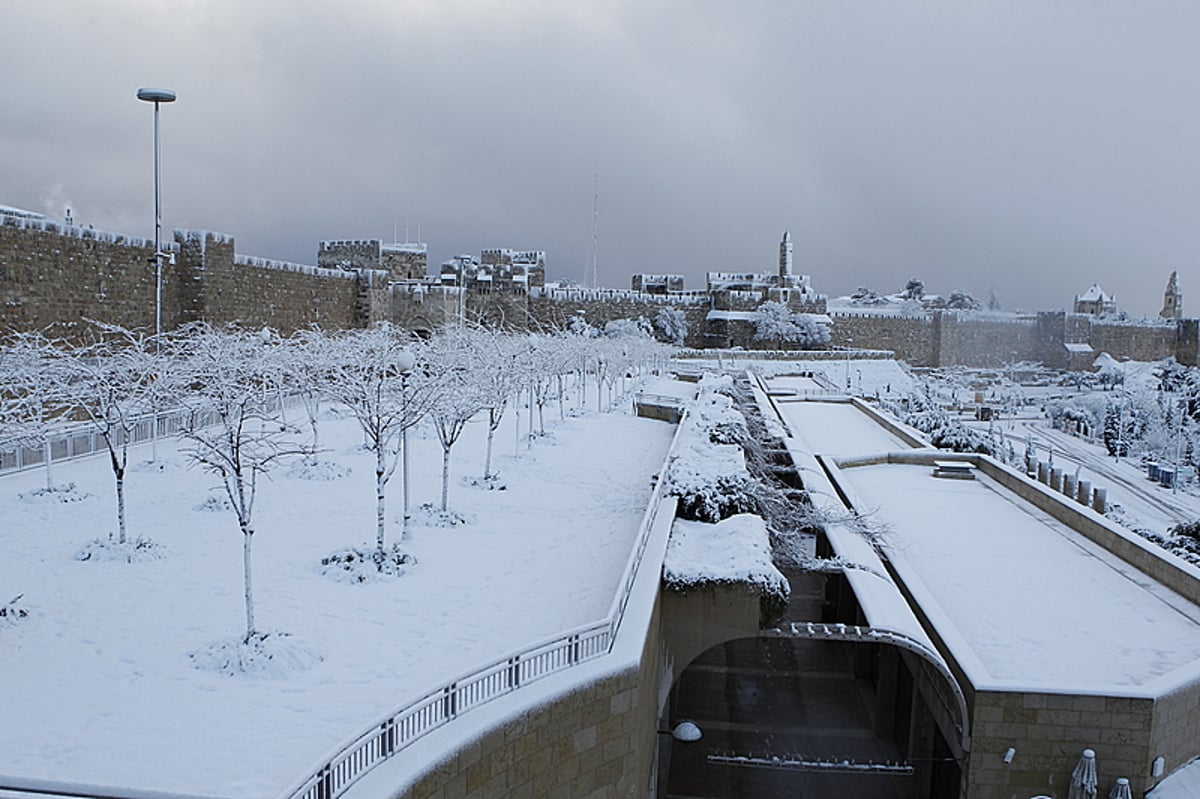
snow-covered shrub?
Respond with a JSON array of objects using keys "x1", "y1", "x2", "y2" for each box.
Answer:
[
  {"x1": 462, "y1": 474, "x2": 506, "y2": 491},
  {"x1": 194, "y1": 492, "x2": 232, "y2": 512},
  {"x1": 928, "y1": 421, "x2": 994, "y2": 455},
  {"x1": 285, "y1": 459, "x2": 351, "y2": 481},
  {"x1": 131, "y1": 457, "x2": 185, "y2": 473},
  {"x1": 693, "y1": 389, "x2": 749, "y2": 447},
  {"x1": 190, "y1": 631, "x2": 322, "y2": 678},
  {"x1": 409, "y1": 502, "x2": 475, "y2": 528},
  {"x1": 664, "y1": 514, "x2": 789, "y2": 626},
  {"x1": 1, "y1": 594, "x2": 29, "y2": 625},
  {"x1": 667, "y1": 436, "x2": 759, "y2": 523},
  {"x1": 320, "y1": 545, "x2": 416, "y2": 583},
  {"x1": 18, "y1": 483, "x2": 92, "y2": 504},
  {"x1": 653, "y1": 306, "x2": 688, "y2": 345},
  {"x1": 76, "y1": 536, "x2": 165, "y2": 563}
]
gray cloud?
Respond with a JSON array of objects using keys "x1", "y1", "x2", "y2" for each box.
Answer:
[{"x1": 3, "y1": 0, "x2": 1198, "y2": 315}]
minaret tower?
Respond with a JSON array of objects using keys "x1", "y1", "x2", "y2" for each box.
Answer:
[
  {"x1": 779, "y1": 230, "x2": 793, "y2": 280},
  {"x1": 1161, "y1": 271, "x2": 1184, "y2": 320}
]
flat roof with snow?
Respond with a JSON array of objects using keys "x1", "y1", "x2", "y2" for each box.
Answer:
[
  {"x1": 841, "y1": 463, "x2": 1200, "y2": 694},
  {"x1": 775, "y1": 398, "x2": 915, "y2": 456}
]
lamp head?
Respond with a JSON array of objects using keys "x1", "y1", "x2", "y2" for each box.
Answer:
[{"x1": 137, "y1": 88, "x2": 177, "y2": 103}]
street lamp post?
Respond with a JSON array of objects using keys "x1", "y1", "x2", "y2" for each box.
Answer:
[
  {"x1": 396, "y1": 350, "x2": 416, "y2": 540},
  {"x1": 137, "y1": 87, "x2": 175, "y2": 461},
  {"x1": 136, "y1": 87, "x2": 176, "y2": 343}
]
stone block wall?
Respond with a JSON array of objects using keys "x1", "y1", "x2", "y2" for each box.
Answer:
[
  {"x1": 397, "y1": 605, "x2": 664, "y2": 799},
  {"x1": 0, "y1": 215, "x2": 171, "y2": 333},
  {"x1": 381, "y1": 246, "x2": 428, "y2": 281},
  {"x1": 1177, "y1": 319, "x2": 1200, "y2": 367},
  {"x1": 966, "y1": 691, "x2": 1154, "y2": 798},
  {"x1": 526, "y1": 294, "x2": 710, "y2": 348},
  {"x1": 1091, "y1": 320, "x2": 1177, "y2": 362},
  {"x1": 176, "y1": 231, "x2": 370, "y2": 333},
  {"x1": 1147, "y1": 679, "x2": 1200, "y2": 793},
  {"x1": 318, "y1": 239, "x2": 381, "y2": 271},
  {"x1": 831, "y1": 312, "x2": 935, "y2": 365},
  {"x1": 932, "y1": 313, "x2": 1041, "y2": 368}
]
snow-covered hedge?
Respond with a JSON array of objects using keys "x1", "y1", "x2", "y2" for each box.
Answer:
[
  {"x1": 666, "y1": 377, "x2": 760, "y2": 522},
  {"x1": 664, "y1": 513, "x2": 789, "y2": 625}
]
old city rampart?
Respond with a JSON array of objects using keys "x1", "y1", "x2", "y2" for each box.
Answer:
[{"x1": 2, "y1": 209, "x2": 1196, "y2": 368}]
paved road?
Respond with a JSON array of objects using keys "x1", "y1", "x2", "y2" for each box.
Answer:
[{"x1": 1013, "y1": 419, "x2": 1200, "y2": 530}]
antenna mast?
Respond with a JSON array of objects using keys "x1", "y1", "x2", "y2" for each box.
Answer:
[{"x1": 589, "y1": 174, "x2": 599, "y2": 287}]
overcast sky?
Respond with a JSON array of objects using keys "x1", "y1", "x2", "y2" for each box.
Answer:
[{"x1": 3, "y1": 1, "x2": 1199, "y2": 315}]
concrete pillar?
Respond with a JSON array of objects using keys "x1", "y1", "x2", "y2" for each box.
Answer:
[
  {"x1": 1093, "y1": 487, "x2": 1107, "y2": 515},
  {"x1": 1063, "y1": 473, "x2": 1077, "y2": 499},
  {"x1": 1077, "y1": 480, "x2": 1092, "y2": 506},
  {"x1": 1050, "y1": 467, "x2": 1063, "y2": 492}
]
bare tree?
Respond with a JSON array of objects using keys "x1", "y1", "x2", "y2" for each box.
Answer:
[
  {"x1": 169, "y1": 324, "x2": 311, "y2": 641},
  {"x1": 317, "y1": 325, "x2": 441, "y2": 561},
  {"x1": 0, "y1": 329, "x2": 70, "y2": 490},
  {"x1": 49, "y1": 324, "x2": 161, "y2": 544},
  {"x1": 427, "y1": 330, "x2": 487, "y2": 511}
]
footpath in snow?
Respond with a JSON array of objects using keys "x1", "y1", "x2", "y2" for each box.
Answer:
[{"x1": 0, "y1": 395, "x2": 675, "y2": 798}]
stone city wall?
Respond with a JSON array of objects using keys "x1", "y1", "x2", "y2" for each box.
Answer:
[
  {"x1": 1090, "y1": 319, "x2": 1178, "y2": 362},
  {"x1": 0, "y1": 215, "x2": 172, "y2": 333},
  {"x1": 176, "y1": 230, "x2": 377, "y2": 333},
  {"x1": 526, "y1": 293, "x2": 710, "y2": 348},
  {"x1": 830, "y1": 312, "x2": 936, "y2": 365},
  {"x1": 4, "y1": 211, "x2": 1198, "y2": 367},
  {"x1": 932, "y1": 313, "x2": 1041, "y2": 368}
]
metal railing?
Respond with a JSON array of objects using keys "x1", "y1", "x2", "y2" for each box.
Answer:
[
  {"x1": 0, "y1": 407, "x2": 221, "y2": 475},
  {"x1": 277, "y1": 409, "x2": 688, "y2": 799},
  {"x1": 0, "y1": 393, "x2": 303, "y2": 475}
]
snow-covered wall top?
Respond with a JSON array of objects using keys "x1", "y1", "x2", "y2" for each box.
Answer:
[
  {"x1": 2, "y1": 213, "x2": 177, "y2": 252},
  {"x1": 532, "y1": 287, "x2": 709, "y2": 305},
  {"x1": 175, "y1": 229, "x2": 234, "y2": 246},
  {"x1": 381, "y1": 242, "x2": 427, "y2": 254},
  {"x1": 319, "y1": 239, "x2": 380, "y2": 251},
  {"x1": 234, "y1": 254, "x2": 359, "y2": 280},
  {"x1": 0, "y1": 205, "x2": 45, "y2": 220}
]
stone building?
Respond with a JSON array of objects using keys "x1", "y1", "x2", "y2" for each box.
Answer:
[
  {"x1": 439, "y1": 248, "x2": 546, "y2": 294},
  {"x1": 1161, "y1": 271, "x2": 1184, "y2": 320},
  {"x1": 1074, "y1": 283, "x2": 1118, "y2": 316},
  {"x1": 317, "y1": 238, "x2": 427, "y2": 282}
]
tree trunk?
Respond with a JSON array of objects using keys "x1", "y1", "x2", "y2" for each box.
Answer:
[
  {"x1": 484, "y1": 422, "x2": 495, "y2": 480},
  {"x1": 43, "y1": 440, "x2": 53, "y2": 490},
  {"x1": 242, "y1": 525, "x2": 256, "y2": 641},
  {"x1": 115, "y1": 468, "x2": 127, "y2": 544},
  {"x1": 375, "y1": 444, "x2": 387, "y2": 568},
  {"x1": 441, "y1": 446, "x2": 451, "y2": 512}
]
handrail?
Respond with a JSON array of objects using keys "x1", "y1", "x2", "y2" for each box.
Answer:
[
  {"x1": 0, "y1": 394, "x2": 300, "y2": 475},
  {"x1": 275, "y1": 407, "x2": 691, "y2": 799}
]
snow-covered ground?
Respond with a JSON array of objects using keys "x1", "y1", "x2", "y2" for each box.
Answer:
[{"x1": 0, "y1": 392, "x2": 676, "y2": 797}]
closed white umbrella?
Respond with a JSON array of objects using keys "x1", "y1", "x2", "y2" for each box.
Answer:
[
  {"x1": 1069, "y1": 749, "x2": 1099, "y2": 799},
  {"x1": 1108, "y1": 777, "x2": 1132, "y2": 799}
]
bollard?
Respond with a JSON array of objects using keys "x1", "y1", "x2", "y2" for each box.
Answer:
[
  {"x1": 1093, "y1": 487, "x2": 1107, "y2": 515},
  {"x1": 1077, "y1": 480, "x2": 1091, "y2": 506},
  {"x1": 1050, "y1": 467, "x2": 1063, "y2": 493},
  {"x1": 1037, "y1": 461, "x2": 1049, "y2": 484},
  {"x1": 1063, "y1": 473, "x2": 1077, "y2": 499}
]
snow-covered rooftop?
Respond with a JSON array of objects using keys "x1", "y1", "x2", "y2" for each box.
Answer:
[
  {"x1": 842, "y1": 462, "x2": 1200, "y2": 694},
  {"x1": 1077, "y1": 283, "x2": 1113, "y2": 303},
  {"x1": 775, "y1": 398, "x2": 917, "y2": 456}
]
